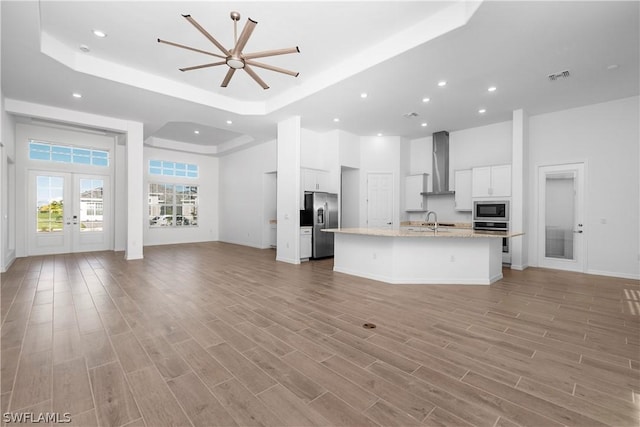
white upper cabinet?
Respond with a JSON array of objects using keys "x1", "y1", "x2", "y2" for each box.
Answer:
[
  {"x1": 472, "y1": 164, "x2": 511, "y2": 198},
  {"x1": 454, "y1": 169, "x2": 472, "y2": 211},
  {"x1": 404, "y1": 174, "x2": 429, "y2": 211},
  {"x1": 490, "y1": 164, "x2": 512, "y2": 197},
  {"x1": 302, "y1": 168, "x2": 331, "y2": 192}
]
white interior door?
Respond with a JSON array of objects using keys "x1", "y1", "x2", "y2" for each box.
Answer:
[
  {"x1": 29, "y1": 171, "x2": 110, "y2": 255},
  {"x1": 538, "y1": 163, "x2": 585, "y2": 272},
  {"x1": 367, "y1": 173, "x2": 394, "y2": 228}
]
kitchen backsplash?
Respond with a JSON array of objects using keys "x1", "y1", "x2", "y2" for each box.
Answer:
[{"x1": 407, "y1": 195, "x2": 472, "y2": 223}]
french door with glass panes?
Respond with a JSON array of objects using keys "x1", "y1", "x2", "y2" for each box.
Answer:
[
  {"x1": 537, "y1": 163, "x2": 585, "y2": 272},
  {"x1": 28, "y1": 171, "x2": 110, "y2": 255}
]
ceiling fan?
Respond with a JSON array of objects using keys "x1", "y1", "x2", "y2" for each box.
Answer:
[{"x1": 158, "y1": 11, "x2": 300, "y2": 90}]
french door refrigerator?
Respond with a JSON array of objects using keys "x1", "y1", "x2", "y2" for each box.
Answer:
[{"x1": 304, "y1": 192, "x2": 338, "y2": 258}]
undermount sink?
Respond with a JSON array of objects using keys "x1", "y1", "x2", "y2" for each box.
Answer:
[{"x1": 406, "y1": 227, "x2": 450, "y2": 233}]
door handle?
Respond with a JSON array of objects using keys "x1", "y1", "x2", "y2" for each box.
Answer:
[
  {"x1": 573, "y1": 230, "x2": 583, "y2": 233},
  {"x1": 386, "y1": 222, "x2": 392, "y2": 225}
]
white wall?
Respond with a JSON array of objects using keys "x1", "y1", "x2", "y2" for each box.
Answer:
[
  {"x1": 1, "y1": 97, "x2": 17, "y2": 271},
  {"x1": 219, "y1": 139, "x2": 276, "y2": 248},
  {"x1": 341, "y1": 167, "x2": 360, "y2": 227},
  {"x1": 300, "y1": 128, "x2": 323, "y2": 169},
  {"x1": 114, "y1": 140, "x2": 126, "y2": 251},
  {"x1": 337, "y1": 130, "x2": 361, "y2": 228},
  {"x1": 338, "y1": 130, "x2": 360, "y2": 168},
  {"x1": 528, "y1": 96, "x2": 639, "y2": 279},
  {"x1": 276, "y1": 117, "x2": 301, "y2": 263},
  {"x1": 407, "y1": 121, "x2": 513, "y2": 223},
  {"x1": 143, "y1": 146, "x2": 219, "y2": 247},
  {"x1": 450, "y1": 121, "x2": 513, "y2": 174}
]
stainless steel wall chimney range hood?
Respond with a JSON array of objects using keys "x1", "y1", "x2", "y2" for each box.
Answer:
[{"x1": 421, "y1": 131, "x2": 455, "y2": 196}]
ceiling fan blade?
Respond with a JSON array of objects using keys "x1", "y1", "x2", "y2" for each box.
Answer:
[
  {"x1": 243, "y1": 64, "x2": 269, "y2": 90},
  {"x1": 221, "y1": 68, "x2": 236, "y2": 87},
  {"x1": 245, "y1": 60, "x2": 299, "y2": 77},
  {"x1": 157, "y1": 39, "x2": 226, "y2": 59},
  {"x1": 233, "y1": 18, "x2": 257, "y2": 54},
  {"x1": 182, "y1": 14, "x2": 229, "y2": 56},
  {"x1": 179, "y1": 61, "x2": 226, "y2": 72},
  {"x1": 243, "y1": 47, "x2": 300, "y2": 60}
]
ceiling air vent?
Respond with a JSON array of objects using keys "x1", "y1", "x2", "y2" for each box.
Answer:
[
  {"x1": 548, "y1": 70, "x2": 570, "y2": 81},
  {"x1": 403, "y1": 112, "x2": 419, "y2": 118}
]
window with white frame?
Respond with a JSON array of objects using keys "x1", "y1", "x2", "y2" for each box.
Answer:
[
  {"x1": 29, "y1": 140, "x2": 109, "y2": 167},
  {"x1": 149, "y1": 160, "x2": 198, "y2": 178},
  {"x1": 148, "y1": 183, "x2": 198, "y2": 227}
]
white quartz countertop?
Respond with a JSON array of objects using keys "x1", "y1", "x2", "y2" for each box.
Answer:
[{"x1": 323, "y1": 227, "x2": 523, "y2": 238}]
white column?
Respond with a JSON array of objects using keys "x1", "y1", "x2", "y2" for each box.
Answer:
[
  {"x1": 511, "y1": 109, "x2": 529, "y2": 270},
  {"x1": 276, "y1": 116, "x2": 301, "y2": 264},
  {"x1": 125, "y1": 121, "x2": 144, "y2": 260}
]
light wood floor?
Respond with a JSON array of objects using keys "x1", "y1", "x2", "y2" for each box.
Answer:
[{"x1": 1, "y1": 242, "x2": 639, "y2": 427}]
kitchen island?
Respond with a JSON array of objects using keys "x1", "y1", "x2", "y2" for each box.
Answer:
[{"x1": 323, "y1": 227, "x2": 522, "y2": 285}]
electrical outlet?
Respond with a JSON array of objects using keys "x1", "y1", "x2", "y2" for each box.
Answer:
[
  {"x1": 372, "y1": 252, "x2": 377, "y2": 260},
  {"x1": 286, "y1": 242, "x2": 289, "y2": 248},
  {"x1": 450, "y1": 255, "x2": 455, "y2": 262}
]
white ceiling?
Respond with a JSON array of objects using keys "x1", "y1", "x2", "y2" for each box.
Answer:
[{"x1": 2, "y1": 1, "x2": 638, "y2": 155}]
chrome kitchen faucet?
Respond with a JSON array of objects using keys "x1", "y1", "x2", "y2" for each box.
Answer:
[{"x1": 425, "y1": 210, "x2": 438, "y2": 231}]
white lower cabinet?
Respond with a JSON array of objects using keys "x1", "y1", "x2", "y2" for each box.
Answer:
[{"x1": 300, "y1": 227, "x2": 312, "y2": 260}]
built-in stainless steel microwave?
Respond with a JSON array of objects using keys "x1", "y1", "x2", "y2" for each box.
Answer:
[{"x1": 473, "y1": 200, "x2": 510, "y2": 222}]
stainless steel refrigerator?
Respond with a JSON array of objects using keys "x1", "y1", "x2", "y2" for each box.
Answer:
[{"x1": 302, "y1": 192, "x2": 338, "y2": 258}]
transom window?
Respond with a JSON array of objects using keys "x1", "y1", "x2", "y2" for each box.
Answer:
[
  {"x1": 29, "y1": 140, "x2": 109, "y2": 167},
  {"x1": 149, "y1": 160, "x2": 198, "y2": 178},
  {"x1": 148, "y1": 183, "x2": 198, "y2": 227}
]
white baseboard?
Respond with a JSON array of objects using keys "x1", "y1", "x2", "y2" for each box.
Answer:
[
  {"x1": 333, "y1": 266, "x2": 499, "y2": 285},
  {"x1": 276, "y1": 256, "x2": 300, "y2": 265},
  {"x1": 2, "y1": 251, "x2": 16, "y2": 273},
  {"x1": 510, "y1": 263, "x2": 529, "y2": 271},
  {"x1": 586, "y1": 269, "x2": 640, "y2": 280},
  {"x1": 218, "y1": 238, "x2": 264, "y2": 250}
]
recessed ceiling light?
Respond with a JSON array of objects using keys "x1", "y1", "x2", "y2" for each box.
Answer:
[
  {"x1": 421, "y1": 123, "x2": 428, "y2": 127},
  {"x1": 377, "y1": 133, "x2": 383, "y2": 137},
  {"x1": 72, "y1": 93, "x2": 82, "y2": 98},
  {"x1": 333, "y1": 118, "x2": 340, "y2": 122},
  {"x1": 607, "y1": 64, "x2": 619, "y2": 70},
  {"x1": 92, "y1": 29, "x2": 107, "y2": 38},
  {"x1": 360, "y1": 92, "x2": 368, "y2": 99},
  {"x1": 194, "y1": 130, "x2": 200, "y2": 134},
  {"x1": 226, "y1": 120, "x2": 233, "y2": 125},
  {"x1": 79, "y1": 44, "x2": 90, "y2": 53},
  {"x1": 422, "y1": 97, "x2": 430, "y2": 103},
  {"x1": 478, "y1": 108, "x2": 486, "y2": 114},
  {"x1": 488, "y1": 86, "x2": 497, "y2": 92},
  {"x1": 437, "y1": 81, "x2": 447, "y2": 87}
]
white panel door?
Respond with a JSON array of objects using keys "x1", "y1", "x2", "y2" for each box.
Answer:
[
  {"x1": 28, "y1": 171, "x2": 110, "y2": 255},
  {"x1": 538, "y1": 163, "x2": 585, "y2": 272},
  {"x1": 367, "y1": 173, "x2": 394, "y2": 228}
]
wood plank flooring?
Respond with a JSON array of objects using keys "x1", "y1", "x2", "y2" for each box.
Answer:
[{"x1": 1, "y1": 242, "x2": 639, "y2": 426}]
